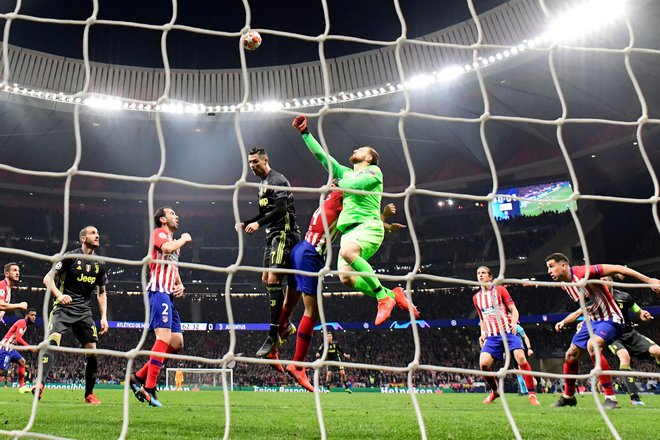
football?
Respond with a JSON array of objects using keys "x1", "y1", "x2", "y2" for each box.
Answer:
[{"x1": 242, "y1": 31, "x2": 262, "y2": 51}]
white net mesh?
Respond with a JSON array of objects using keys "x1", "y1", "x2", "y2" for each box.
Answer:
[{"x1": 0, "y1": 0, "x2": 658, "y2": 439}]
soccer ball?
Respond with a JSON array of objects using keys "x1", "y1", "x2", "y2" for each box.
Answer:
[{"x1": 242, "y1": 31, "x2": 262, "y2": 51}]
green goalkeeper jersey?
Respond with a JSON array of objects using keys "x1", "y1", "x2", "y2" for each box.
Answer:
[{"x1": 301, "y1": 132, "x2": 383, "y2": 232}]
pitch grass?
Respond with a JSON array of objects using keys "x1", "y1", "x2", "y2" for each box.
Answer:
[{"x1": 0, "y1": 389, "x2": 658, "y2": 439}]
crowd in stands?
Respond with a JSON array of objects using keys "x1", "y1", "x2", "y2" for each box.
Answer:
[
  {"x1": 1, "y1": 195, "x2": 659, "y2": 394},
  {"x1": 7, "y1": 314, "x2": 659, "y2": 394}
]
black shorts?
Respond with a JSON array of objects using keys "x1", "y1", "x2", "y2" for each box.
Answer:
[
  {"x1": 49, "y1": 307, "x2": 98, "y2": 345},
  {"x1": 263, "y1": 230, "x2": 300, "y2": 270},
  {"x1": 609, "y1": 330, "x2": 656, "y2": 360},
  {"x1": 328, "y1": 364, "x2": 345, "y2": 373}
]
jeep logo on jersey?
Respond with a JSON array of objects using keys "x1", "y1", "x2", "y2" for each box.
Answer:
[
  {"x1": 77, "y1": 274, "x2": 96, "y2": 284},
  {"x1": 259, "y1": 197, "x2": 268, "y2": 207}
]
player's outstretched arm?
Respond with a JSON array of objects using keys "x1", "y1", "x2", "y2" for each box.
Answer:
[
  {"x1": 292, "y1": 115, "x2": 350, "y2": 179},
  {"x1": 555, "y1": 309, "x2": 582, "y2": 331},
  {"x1": 0, "y1": 300, "x2": 28, "y2": 311},
  {"x1": 600, "y1": 264, "x2": 660, "y2": 293}
]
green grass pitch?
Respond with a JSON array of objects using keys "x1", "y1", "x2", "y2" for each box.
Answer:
[{"x1": 0, "y1": 389, "x2": 658, "y2": 439}]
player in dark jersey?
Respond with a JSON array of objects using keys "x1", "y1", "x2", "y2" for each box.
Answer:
[
  {"x1": 608, "y1": 287, "x2": 659, "y2": 405},
  {"x1": 557, "y1": 277, "x2": 659, "y2": 406},
  {"x1": 35, "y1": 226, "x2": 108, "y2": 404},
  {"x1": 236, "y1": 147, "x2": 301, "y2": 359},
  {"x1": 316, "y1": 332, "x2": 352, "y2": 393}
]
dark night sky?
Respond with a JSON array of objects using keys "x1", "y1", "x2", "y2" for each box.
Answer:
[{"x1": 0, "y1": 0, "x2": 508, "y2": 69}]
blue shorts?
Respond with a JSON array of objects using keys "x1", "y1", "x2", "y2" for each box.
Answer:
[
  {"x1": 572, "y1": 319, "x2": 621, "y2": 350},
  {"x1": 0, "y1": 349, "x2": 23, "y2": 370},
  {"x1": 148, "y1": 291, "x2": 182, "y2": 333},
  {"x1": 291, "y1": 241, "x2": 325, "y2": 296},
  {"x1": 481, "y1": 333, "x2": 524, "y2": 361}
]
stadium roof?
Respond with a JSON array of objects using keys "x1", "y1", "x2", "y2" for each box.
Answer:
[{"x1": 0, "y1": 0, "x2": 658, "y2": 201}]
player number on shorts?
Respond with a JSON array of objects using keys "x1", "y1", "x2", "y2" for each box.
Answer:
[{"x1": 162, "y1": 303, "x2": 169, "y2": 315}]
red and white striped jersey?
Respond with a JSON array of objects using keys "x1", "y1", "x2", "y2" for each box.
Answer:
[
  {"x1": 0, "y1": 279, "x2": 12, "y2": 322},
  {"x1": 563, "y1": 265, "x2": 623, "y2": 323},
  {"x1": 146, "y1": 228, "x2": 180, "y2": 295},
  {"x1": 473, "y1": 286, "x2": 514, "y2": 337},
  {"x1": 1, "y1": 318, "x2": 28, "y2": 347},
  {"x1": 304, "y1": 191, "x2": 343, "y2": 256}
]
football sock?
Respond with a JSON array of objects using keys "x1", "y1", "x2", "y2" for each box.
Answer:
[
  {"x1": 516, "y1": 374, "x2": 528, "y2": 394},
  {"x1": 349, "y1": 257, "x2": 394, "y2": 299},
  {"x1": 354, "y1": 276, "x2": 394, "y2": 300},
  {"x1": 18, "y1": 364, "x2": 25, "y2": 387},
  {"x1": 40, "y1": 339, "x2": 59, "y2": 382},
  {"x1": 267, "y1": 283, "x2": 284, "y2": 339},
  {"x1": 481, "y1": 365, "x2": 499, "y2": 393},
  {"x1": 591, "y1": 354, "x2": 614, "y2": 396},
  {"x1": 279, "y1": 303, "x2": 294, "y2": 334},
  {"x1": 135, "y1": 363, "x2": 149, "y2": 381},
  {"x1": 620, "y1": 364, "x2": 639, "y2": 395},
  {"x1": 518, "y1": 362, "x2": 536, "y2": 396},
  {"x1": 145, "y1": 339, "x2": 169, "y2": 389},
  {"x1": 85, "y1": 354, "x2": 98, "y2": 397},
  {"x1": 293, "y1": 315, "x2": 315, "y2": 362},
  {"x1": 563, "y1": 360, "x2": 578, "y2": 397}
]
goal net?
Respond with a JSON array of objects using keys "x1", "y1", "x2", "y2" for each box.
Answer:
[
  {"x1": 165, "y1": 368, "x2": 234, "y2": 391},
  {"x1": 0, "y1": 0, "x2": 658, "y2": 439}
]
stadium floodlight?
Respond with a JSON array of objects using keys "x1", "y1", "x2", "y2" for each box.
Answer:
[
  {"x1": 436, "y1": 65, "x2": 464, "y2": 82},
  {"x1": 84, "y1": 97, "x2": 122, "y2": 111},
  {"x1": 447, "y1": 199, "x2": 454, "y2": 206},
  {"x1": 542, "y1": 0, "x2": 628, "y2": 43},
  {"x1": 405, "y1": 74, "x2": 435, "y2": 89}
]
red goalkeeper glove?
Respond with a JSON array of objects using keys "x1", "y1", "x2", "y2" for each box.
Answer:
[{"x1": 292, "y1": 115, "x2": 308, "y2": 134}]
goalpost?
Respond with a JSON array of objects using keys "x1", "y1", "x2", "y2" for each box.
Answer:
[
  {"x1": 0, "y1": 0, "x2": 658, "y2": 439},
  {"x1": 165, "y1": 368, "x2": 234, "y2": 392}
]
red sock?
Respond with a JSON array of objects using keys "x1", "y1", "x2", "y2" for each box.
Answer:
[
  {"x1": 293, "y1": 315, "x2": 316, "y2": 362},
  {"x1": 481, "y1": 365, "x2": 499, "y2": 393},
  {"x1": 591, "y1": 354, "x2": 614, "y2": 396},
  {"x1": 563, "y1": 360, "x2": 579, "y2": 397},
  {"x1": 136, "y1": 363, "x2": 149, "y2": 381},
  {"x1": 518, "y1": 362, "x2": 536, "y2": 396},
  {"x1": 145, "y1": 339, "x2": 169, "y2": 389},
  {"x1": 18, "y1": 364, "x2": 25, "y2": 387},
  {"x1": 279, "y1": 304, "x2": 294, "y2": 335}
]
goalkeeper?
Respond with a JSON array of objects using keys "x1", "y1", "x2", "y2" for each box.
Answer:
[{"x1": 292, "y1": 115, "x2": 419, "y2": 325}]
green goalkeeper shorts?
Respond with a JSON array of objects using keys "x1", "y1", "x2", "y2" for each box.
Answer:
[{"x1": 337, "y1": 219, "x2": 384, "y2": 269}]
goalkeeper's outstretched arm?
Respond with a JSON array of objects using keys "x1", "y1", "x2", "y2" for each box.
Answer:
[{"x1": 292, "y1": 115, "x2": 351, "y2": 179}]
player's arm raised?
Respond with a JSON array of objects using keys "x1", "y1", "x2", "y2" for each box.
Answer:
[
  {"x1": 292, "y1": 115, "x2": 351, "y2": 180},
  {"x1": 97, "y1": 285, "x2": 108, "y2": 335},
  {"x1": 599, "y1": 264, "x2": 660, "y2": 293},
  {"x1": 160, "y1": 232, "x2": 192, "y2": 254}
]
